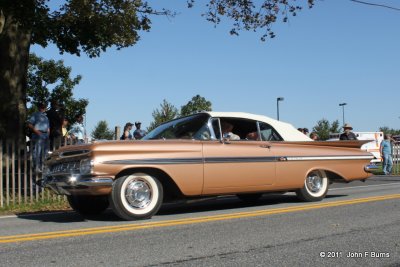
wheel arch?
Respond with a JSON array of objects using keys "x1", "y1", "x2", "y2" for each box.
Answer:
[
  {"x1": 115, "y1": 167, "x2": 184, "y2": 202},
  {"x1": 305, "y1": 167, "x2": 346, "y2": 183}
]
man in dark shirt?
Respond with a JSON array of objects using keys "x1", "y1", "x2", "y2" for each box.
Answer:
[
  {"x1": 339, "y1": 123, "x2": 358, "y2": 140},
  {"x1": 46, "y1": 100, "x2": 63, "y2": 150}
]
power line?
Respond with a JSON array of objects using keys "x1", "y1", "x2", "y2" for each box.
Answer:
[{"x1": 350, "y1": 0, "x2": 400, "y2": 11}]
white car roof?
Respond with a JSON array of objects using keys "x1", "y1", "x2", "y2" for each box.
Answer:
[{"x1": 205, "y1": 111, "x2": 311, "y2": 141}]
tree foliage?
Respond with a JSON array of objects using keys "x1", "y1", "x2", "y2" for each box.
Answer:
[
  {"x1": 91, "y1": 120, "x2": 115, "y2": 140},
  {"x1": 180, "y1": 94, "x2": 212, "y2": 116},
  {"x1": 147, "y1": 99, "x2": 179, "y2": 132},
  {"x1": 379, "y1": 127, "x2": 400, "y2": 136},
  {"x1": 312, "y1": 119, "x2": 340, "y2": 141},
  {"x1": 0, "y1": 0, "x2": 172, "y2": 141},
  {"x1": 189, "y1": 0, "x2": 315, "y2": 41},
  {"x1": 27, "y1": 53, "x2": 88, "y2": 124}
]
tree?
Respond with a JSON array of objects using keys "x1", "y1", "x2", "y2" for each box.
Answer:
[
  {"x1": 91, "y1": 120, "x2": 114, "y2": 140},
  {"x1": 312, "y1": 119, "x2": 340, "y2": 141},
  {"x1": 147, "y1": 99, "x2": 178, "y2": 132},
  {"x1": 180, "y1": 94, "x2": 212, "y2": 116},
  {"x1": 0, "y1": 0, "x2": 172, "y2": 142},
  {"x1": 27, "y1": 53, "x2": 88, "y2": 124}
]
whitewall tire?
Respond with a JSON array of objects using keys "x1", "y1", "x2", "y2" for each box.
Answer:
[
  {"x1": 296, "y1": 170, "x2": 329, "y2": 202},
  {"x1": 110, "y1": 173, "x2": 163, "y2": 220}
]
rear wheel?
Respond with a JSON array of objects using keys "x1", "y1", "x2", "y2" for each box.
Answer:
[
  {"x1": 110, "y1": 173, "x2": 163, "y2": 220},
  {"x1": 67, "y1": 195, "x2": 109, "y2": 216},
  {"x1": 296, "y1": 170, "x2": 329, "y2": 202}
]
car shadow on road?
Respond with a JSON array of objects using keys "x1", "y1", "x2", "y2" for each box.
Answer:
[
  {"x1": 157, "y1": 193, "x2": 346, "y2": 216},
  {"x1": 16, "y1": 210, "x2": 121, "y2": 223},
  {"x1": 16, "y1": 193, "x2": 347, "y2": 223}
]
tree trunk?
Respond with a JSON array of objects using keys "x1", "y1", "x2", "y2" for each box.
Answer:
[{"x1": 0, "y1": 11, "x2": 31, "y2": 144}]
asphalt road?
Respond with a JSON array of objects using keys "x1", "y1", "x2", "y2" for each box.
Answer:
[{"x1": 1, "y1": 176, "x2": 399, "y2": 267}]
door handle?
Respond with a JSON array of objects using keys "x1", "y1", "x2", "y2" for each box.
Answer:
[{"x1": 260, "y1": 144, "x2": 271, "y2": 149}]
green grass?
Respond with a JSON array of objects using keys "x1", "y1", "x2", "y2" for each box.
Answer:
[
  {"x1": 370, "y1": 163, "x2": 399, "y2": 176},
  {"x1": 0, "y1": 196, "x2": 70, "y2": 216}
]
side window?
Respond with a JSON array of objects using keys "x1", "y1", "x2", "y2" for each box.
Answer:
[
  {"x1": 258, "y1": 122, "x2": 283, "y2": 141},
  {"x1": 218, "y1": 118, "x2": 258, "y2": 141}
]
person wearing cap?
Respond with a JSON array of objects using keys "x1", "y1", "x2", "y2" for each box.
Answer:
[
  {"x1": 380, "y1": 134, "x2": 393, "y2": 175},
  {"x1": 27, "y1": 102, "x2": 50, "y2": 172},
  {"x1": 121, "y1": 122, "x2": 133, "y2": 140},
  {"x1": 133, "y1": 121, "x2": 146, "y2": 140},
  {"x1": 339, "y1": 123, "x2": 358, "y2": 140}
]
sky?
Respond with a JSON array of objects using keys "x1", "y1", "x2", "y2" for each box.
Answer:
[{"x1": 31, "y1": 0, "x2": 400, "y2": 135}]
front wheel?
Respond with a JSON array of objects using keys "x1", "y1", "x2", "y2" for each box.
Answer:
[
  {"x1": 110, "y1": 173, "x2": 163, "y2": 220},
  {"x1": 296, "y1": 170, "x2": 329, "y2": 202}
]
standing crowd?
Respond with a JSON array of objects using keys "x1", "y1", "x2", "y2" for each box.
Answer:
[
  {"x1": 27, "y1": 101, "x2": 148, "y2": 173},
  {"x1": 27, "y1": 101, "x2": 86, "y2": 173},
  {"x1": 121, "y1": 121, "x2": 146, "y2": 140}
]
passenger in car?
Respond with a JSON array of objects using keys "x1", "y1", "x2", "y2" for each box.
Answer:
[
  {"x1": 246, "y1": 132, "x2": 260, "y2": 141},
  {"x1": 221, "y1": 121, "x2": 240, "y2": 141}
]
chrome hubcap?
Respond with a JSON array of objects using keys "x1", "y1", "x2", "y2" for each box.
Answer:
[
  {"x1": 306, "y1": 173, "x2": 323, "y2": 193},
  {"x1": 125, "y1": 179, "x2": 152, "y2": 209}
]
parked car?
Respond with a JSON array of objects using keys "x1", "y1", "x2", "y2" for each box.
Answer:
[{"x1": 41, "y1": 112, "x2": 375, "y2": 220}]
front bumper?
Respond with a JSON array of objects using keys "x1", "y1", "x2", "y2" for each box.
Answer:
[{"x1": 40, "y1": 174, "x2": 113, "y2": 196}]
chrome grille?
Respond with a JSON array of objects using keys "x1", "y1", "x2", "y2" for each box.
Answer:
[{"x1": 50, "y1": 161, "x2": 80, "y2": 174}]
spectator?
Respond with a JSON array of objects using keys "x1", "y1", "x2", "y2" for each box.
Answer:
[
  {"x1": 27, "y1": 102, "x2": 49, "y2": 173},
  {"x1": 133, "y1": 121, "x2": 146, "y2": 140},
  {"x1": 297, "y1": 128, "x2": 304, "y2": 134},
  {"x1": 121, "y1": 122, "x2": 133, "y2": 140},
  {"x1": 69, "y1": 114, "x2": 86, "y2": 144},
  {"x1": 303, "y1": 128, "x2": 309, "y2": 135},
  {"x1": 339, "y1": 123, "x2": 358, "y2": 140},
  {"x1": 310, "y1": 132, "x2": 319, "y2": 141},
  {"x1": 46, "y1": 100, "x2": 63, "y2": 150},
  {"x1": 61, "y1": 118, "x2": 70, "y2": 145},
  {"x1": 380, "y1": 134, "x2": 393, "y2": 175}
]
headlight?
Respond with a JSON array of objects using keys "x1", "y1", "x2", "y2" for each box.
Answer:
[{"x1": 80, "y1": 158, "x2": 93, "y2": 175}]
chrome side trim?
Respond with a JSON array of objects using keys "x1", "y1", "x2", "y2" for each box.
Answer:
[
  {"x1": 103, "y1": 155, "x2": 373, "y2": 165},
  {"x1": 103, "y1": 158, "x2": 204, "y2": 165},
  {"x1": 286, "y1": 155, "x2": 374, "y2": 161}
]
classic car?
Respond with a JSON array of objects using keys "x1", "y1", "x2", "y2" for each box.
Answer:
[{"x1": 42, "y1": 112, "x2": 375, "y2": 220}]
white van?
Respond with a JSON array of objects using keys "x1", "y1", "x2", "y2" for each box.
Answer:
[{"x1": 328, "y1": 132, "x2": 384, "y2": 163}]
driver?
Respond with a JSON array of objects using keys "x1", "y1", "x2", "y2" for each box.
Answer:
[{"x1": 221, "y1": 121, "x2": 240, "y2": 141}]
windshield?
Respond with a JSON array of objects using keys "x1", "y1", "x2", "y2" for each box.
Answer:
[{"x1": 143, "y1": 113, "x2": 211, "y2": 140}]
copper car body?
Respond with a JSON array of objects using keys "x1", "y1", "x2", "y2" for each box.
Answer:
[{"x1": 43, "y1": 112, "x2": 374, "y2": 220}]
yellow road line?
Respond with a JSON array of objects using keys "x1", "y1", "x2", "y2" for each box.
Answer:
[{"x1": 1, "y1": 194, "x2": 399, "y2": 244}]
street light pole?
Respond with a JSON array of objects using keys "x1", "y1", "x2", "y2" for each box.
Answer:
[
  {"x1": 277, "y1": 97, "x2": 284, "y2": 121},
  {"x1": 339, "y1": 103, "x2": 347, "y2": 126}
]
